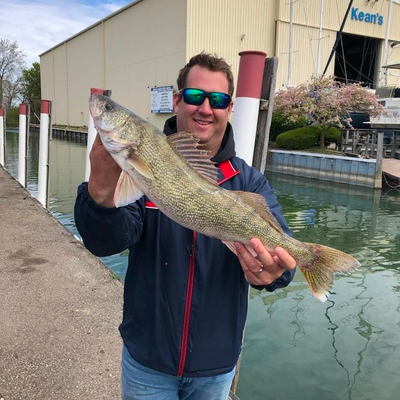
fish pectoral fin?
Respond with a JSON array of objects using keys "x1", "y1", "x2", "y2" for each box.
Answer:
[
  {"x1": 222, "y1": 241, "x2": 257, "y2": 257},
  {"x1": 167, "y1": 131, "x2": 219, "y2": 184},
  {"x1": 222, "y1": 241, "x2": 237, "y2": 255},
  {"x1": 233, "y1": 191, "x2": 284, "y2": 234},
  {"x1": 126, "y1": 154, "x2": 154, "y2": 180},
  {"x1": 113, "y1": 171, "x2": 144, "y2": 207}
]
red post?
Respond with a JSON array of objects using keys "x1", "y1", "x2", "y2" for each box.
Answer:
[
  {"x1": 40, "y1": 100, "x2": 51, "y2": 114},
  {"x1": 19, "y1": 104, "x2": 28, "y2": 115}
]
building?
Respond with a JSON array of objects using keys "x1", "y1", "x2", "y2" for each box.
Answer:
[{"x1": 40, "y1": 0, "x2": 400, "y2": 130}]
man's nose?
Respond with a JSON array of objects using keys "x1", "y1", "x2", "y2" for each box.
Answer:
[{"x1": 198, "y1": 97, "x2": 212, "y2": 114}]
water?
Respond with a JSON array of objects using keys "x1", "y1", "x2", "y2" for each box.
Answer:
[{"x1": 4, "y1": 129, "x2": 400, "y2": 400}]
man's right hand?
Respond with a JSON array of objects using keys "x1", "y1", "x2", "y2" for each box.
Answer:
[{"x1": 88, "y1": 134, "x2": 121, "y2": 208}]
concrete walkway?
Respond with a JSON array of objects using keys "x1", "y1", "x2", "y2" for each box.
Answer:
[{"x1": 0, "y1": 167, "x2": 124, "y2": 400}]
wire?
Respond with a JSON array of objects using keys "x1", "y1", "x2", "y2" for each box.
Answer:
[
  {"x1": 335, "y1": 52, "x2": 376, "y2": 86},
  {"x1": 301, "y1": 0, "x2": 317, "y2": 73}
]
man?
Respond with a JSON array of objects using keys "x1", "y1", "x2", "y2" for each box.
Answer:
[{"x1": 75, "y1": 53, "x2": 296, "y2": 400}]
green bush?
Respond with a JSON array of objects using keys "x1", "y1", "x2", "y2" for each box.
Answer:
[
  {"x1": 269, "y1": 111, "x2": 307, "y2": 142},
  {"x1": 5, "y1": 107, "x2": 19, "y2": 128},
  {"x1": 323, "y1": 126, "x2": 341, "y2": 145},
  {"x1": 275, "y1": 125, "x2": 341, "y2": 150}
]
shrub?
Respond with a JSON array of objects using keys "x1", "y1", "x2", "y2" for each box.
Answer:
[
  {"x1": 276, "y1": 126, "x2": 320, "y2": 149},
  {"x1": 269, "y1": 111, "x2": 306, "y2": 142},
  {"x1": 5, "y1": 107, "x2": 19, "y2": 128},
  {"x1": 276, "y1": 126, "x2": 341, "y2": 150},
  {"x1": 324, "y1": 126, "x2": 341, "y2": 145}
]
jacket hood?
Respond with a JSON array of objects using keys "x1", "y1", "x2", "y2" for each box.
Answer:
[{"x1": 163, "y1": 116, "x2": 236, "y2": 164}]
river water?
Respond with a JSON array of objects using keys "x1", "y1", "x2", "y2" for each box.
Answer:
[{"x1": 4, "y1": 129, "x2": 400, "y2": 400}]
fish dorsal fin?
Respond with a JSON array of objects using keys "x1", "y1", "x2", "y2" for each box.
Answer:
[
  {"x1": 234, "y1": 191, "x2": 284, "y2": 234},
  {"x1": 167, "y1": 131, "x2": 218, "y2": 184}
]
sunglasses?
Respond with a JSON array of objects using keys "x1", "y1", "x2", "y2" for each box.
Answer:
[{"x1": 179, "y1": 88, "x2": 232, "y2": 109}]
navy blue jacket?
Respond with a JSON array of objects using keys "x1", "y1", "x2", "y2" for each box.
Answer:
[{"x1": 74, "y1": 117, "x2": 294, "y2": 378}]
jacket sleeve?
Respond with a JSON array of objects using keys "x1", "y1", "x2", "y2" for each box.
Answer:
[
  {"x1": 74, "y1": 182, "x2": 145, "y2": 257},
  {"x1": 245, "y1": 169, "x2": 296, "y2": 292}
]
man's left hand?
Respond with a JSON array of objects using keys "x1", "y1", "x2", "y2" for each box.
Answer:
[{"x1": 234, "y1": 239, "x2": 296, "y2": 286}]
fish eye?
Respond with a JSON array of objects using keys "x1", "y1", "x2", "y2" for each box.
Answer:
[{"x1": 105, "y1": 102, "x2": 114, "y2": 111}]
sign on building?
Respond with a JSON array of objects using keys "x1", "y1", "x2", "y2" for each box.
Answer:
[{"x1": 151, "y1": 86, "x2": 174, "y2": 113}]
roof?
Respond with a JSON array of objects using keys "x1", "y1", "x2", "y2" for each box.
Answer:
[{"x1": 39, "y1": 0, "x2": 142, "y2": 57}]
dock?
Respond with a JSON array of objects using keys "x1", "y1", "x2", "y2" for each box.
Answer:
[
  {"x1": 0, "y1": 166, "x2": 124, "y2": 400},
  {"x1": 382, "y1": 158, "x2": 400, "y2": 187}
]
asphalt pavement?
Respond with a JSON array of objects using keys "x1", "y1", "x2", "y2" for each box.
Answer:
[{"x1": 0, "y1": 166, "x2": 124, "y2": 400}]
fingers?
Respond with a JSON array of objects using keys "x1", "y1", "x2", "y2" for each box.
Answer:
[
  {"x1": 274, "y1": 246, "x2": 297, "y2": 270},
  {"x1": 234, "y1": 239, "x2": 297, "y2": 286}
]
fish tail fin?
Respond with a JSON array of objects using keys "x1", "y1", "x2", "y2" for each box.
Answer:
[{"x1": 300, "y1": 243, "x2": 360, "y2": 302}]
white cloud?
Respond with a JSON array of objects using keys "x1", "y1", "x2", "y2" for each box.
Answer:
[{"x1": 0, "y1": 0, "x2": 132, "y2": 68}]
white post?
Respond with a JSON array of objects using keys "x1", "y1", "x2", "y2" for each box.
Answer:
[
  {"x1": 85, "y1": 87, "x2": 104, "y2": 181},
  {"x1": 379, "y1": 0, "x2": 393, "y2": 87},
  {"x1": 18, "y1": 104, "x2": 29, "y2": 187},
  {"x1": 232, "y1": 51, "x2": 266, "y2": 165},
  {"x1": 0, "y1": 108, "x2": 4, "y2": 167},
  {"x1": 287, "y1": 0, "x2": 293, "y2": 86},
  {"x1": 316, "y1": 0, "x2": 324, "y2": 77},
  {"x1": 38, "y1": 100, "x2": 52, "y2": 207}
]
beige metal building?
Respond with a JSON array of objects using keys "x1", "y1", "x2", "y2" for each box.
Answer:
[{"x1": 40, "y1": 0, "x2": 400, "y2": 130}]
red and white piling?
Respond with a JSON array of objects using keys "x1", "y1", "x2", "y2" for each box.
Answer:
[
  {"x1": 18, "y1": 104, "x2": 29, "y2": 187},
  {"x1": 232, "y1": 50, "x2": 266, "y2": 165},
  {"x1": 85, "y1": 88, "x2": 104, "y2": 181},
  {"x1": 38, "y1": 100, "x2": 52, "y2": 207},
  {"x1": 0, "y1": 108, "x2": 4, "y2": 166}
]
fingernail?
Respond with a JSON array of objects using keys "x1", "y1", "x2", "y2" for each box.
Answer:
[
  {"x1": 275, "y1": 247, "x2": 282, "y2": 256},
  {"x1": 250, "y1": 239, "x2": 258, "y2": 248}
]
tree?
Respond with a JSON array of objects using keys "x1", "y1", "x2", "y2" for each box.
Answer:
[
  {"x1": 274, "y1": 76, "x2": 384, "y2": 148},
  {"x1": 21, "y1": 62, "x2": 41, "y2": 123},
  {"x1": 0, "y1": 39, "x2": 26, "y2": 108}
]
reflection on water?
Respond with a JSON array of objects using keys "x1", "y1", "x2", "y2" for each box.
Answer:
[
  {"x1": 4, "y1": 129, "x2": 400, "y2": 400},
  {"x1": 239, "y1": 174, "x2": 400, "y2": 400}
]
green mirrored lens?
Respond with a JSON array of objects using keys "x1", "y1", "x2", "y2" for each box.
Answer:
[
  {"x1": 184, "y1": 89, "x2": 205, "y2": 105},
  {"x1": 210, "y1": 93, "x2": 230, "y2": 109}
]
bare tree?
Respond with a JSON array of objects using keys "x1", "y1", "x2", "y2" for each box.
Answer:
[
  {"x1": 3, "y1": 75, "x2": 24, "y2": 108},
  {"x1": 0, "y1": 39, "x2": 26, "y2": 108}
]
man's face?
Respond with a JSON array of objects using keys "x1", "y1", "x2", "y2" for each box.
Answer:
[{"x1": 173, "y1": 65, "x2": 233, "y2": 157}]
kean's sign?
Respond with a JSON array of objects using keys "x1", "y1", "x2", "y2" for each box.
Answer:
[
  {"x1": 351, "y1": 7, "x2": 383, "y2": 25},
  {"x1": 151, "y1": 86, "x2": 174, "y2": 113}
]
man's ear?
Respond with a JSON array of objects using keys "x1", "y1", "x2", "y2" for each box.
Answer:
[{"x1": 173, "y1": 92, "x2": 181, "y2": 114}]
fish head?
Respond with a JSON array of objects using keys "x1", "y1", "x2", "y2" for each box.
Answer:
[{"x1": 89, "y1": 94, "x2": 141, "y2": 152}]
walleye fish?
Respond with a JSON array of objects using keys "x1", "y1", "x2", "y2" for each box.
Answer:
[{"x1": 89, "y1": 94, "x2": 360, "y2": 302}]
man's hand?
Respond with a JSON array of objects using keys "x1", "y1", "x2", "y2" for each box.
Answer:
[
  {"x1": 234, "y1": 239, "x2": 296, "y2": 286},
  {"x1": 88, "y1": 134, "x2": 121, "y2": 208}
]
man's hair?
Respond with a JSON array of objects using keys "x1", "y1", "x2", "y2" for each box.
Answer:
[{"x1": 177, "y1": 52, "x2": 235, "y2": 96}]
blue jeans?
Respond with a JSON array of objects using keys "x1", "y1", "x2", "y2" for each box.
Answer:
[{"x1": 121, "y1": 345, "x2": 236, "y2": 400}]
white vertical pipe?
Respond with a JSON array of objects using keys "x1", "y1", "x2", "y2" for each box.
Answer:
[
  {"x1": 85, "y1": 87, "x2": 104, "y2": 181},
  {"x1": 0, "y1": 109, "x2": 4, "y2": 167},
  {"x1": 316, "y1": 0, "x2": 324, "y2": 77},
  {"x1": 18, "y1": 104, "x2": 28, "y2": 187},
  {"x1": 287, "y1": 0, "x2": 293, "y2": 86},
  {"x1": 379, "y1": 0, "x2": 393, "y2": 87},
  {"x1": 38, "y1": 100, "x2": 51, "y2": 207},
  {"x1": 232, "y1": 51, "x2": 266, "y2": 165}
]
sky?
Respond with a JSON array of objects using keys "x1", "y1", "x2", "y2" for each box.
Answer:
[{"x1": 0, "y1": 0, "x2": 133, "y2": 68}]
